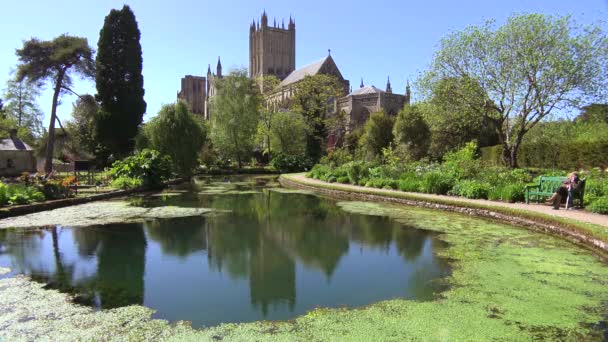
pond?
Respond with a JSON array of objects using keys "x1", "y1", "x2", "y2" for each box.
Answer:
[{"x1": 0, "y1": 176, "x2": 451, "y2": 328}]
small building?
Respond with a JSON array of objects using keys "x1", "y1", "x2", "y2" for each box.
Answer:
[
  {"x1": 337, "y1": 78, "x2": 411, "y2": 130},
  {"x1": 0, "y1": 130, "x2": 36, "y2": 176}
]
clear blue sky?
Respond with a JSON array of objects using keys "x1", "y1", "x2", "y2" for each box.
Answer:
[{"x1": 1, "y1": 0, "x2": 606, "y2": 127}]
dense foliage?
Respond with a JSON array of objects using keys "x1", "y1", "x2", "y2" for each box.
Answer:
[
  {"x1": 211, "y1": 69, "x2": 261, "y2": 168},
  {"x1": 109, "y1": 149, "x2": 172, "y2": 189},
  {"x1": 143, "y1": 101, "x2": 207, "y2": 177},
  {"x1": 270, "y1": 153, "x2": 313, "y2": 173},
  {"x1": 393, "y1": 105, "x2": 430, "y2": 161},
  {"x1": 95, "y1": 5, "x2": 146, "y2": 158},
  {"x1": 359, "y1": 111, "x2": 394, "y2": 160},
  {"x1": 420, "y1": 13, "x2": 608, "y2": 167},
  {"x1": 291, "y1": 74, "x2": 345, "y2": 162}
]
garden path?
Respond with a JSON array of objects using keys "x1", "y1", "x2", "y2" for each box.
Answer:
[{"x1": 289, "y1": 174, "x2": 608, "y2": 228}]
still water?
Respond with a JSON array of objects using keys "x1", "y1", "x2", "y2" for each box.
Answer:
[{"x1": 0, "y1": 176, "x2": 450, "y2": 327}]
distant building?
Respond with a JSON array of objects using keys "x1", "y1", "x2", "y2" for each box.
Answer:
[
  {"x1": 0, "y1": 129, "x2": 36, "y2": 176},
  {"x1": 337, "y1": 78, "x2": 411, "y2": 130},
  {"x1": 249, "y1": 10, "x2": 296, "y2": 81},
  {"x1": 177, "y1": 57, "x2": 222, "y2": 120},
  {"x1": 266, "y1": 54, "x2": 350, "y2": 109},
  {"x1": 177, "y1": 75, "x2": 206, "y2": 116}
]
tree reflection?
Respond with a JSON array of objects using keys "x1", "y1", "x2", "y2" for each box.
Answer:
[{"x1": 0, "y1": 178, "x2": 445, "y2": 320}]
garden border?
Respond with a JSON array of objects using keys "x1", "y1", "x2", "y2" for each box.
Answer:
[
  {"x1": 279, "y1": 173, "x2": 608, "y2": 256},
  {"x1": 0, "y1": 178, "x2": 186, "y2": 220}
]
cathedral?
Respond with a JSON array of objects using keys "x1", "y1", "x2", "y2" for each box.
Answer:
[{"x1": 177, "y1": 10, "x2": 410, "y2": 129}]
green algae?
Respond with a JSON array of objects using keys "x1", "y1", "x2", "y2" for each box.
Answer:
[
  {"x1": 266, "y1": 188, "x2": 314, "y2": 195},
  {"x1": 0, "y1": 201, "x2": 216, "y2": 229},
  {"x1": 0, "y1": 267, "x2": 8, "y2": 276},
  {"x1": 1, "y1": 199, "x2": 607, "y2": 340}
]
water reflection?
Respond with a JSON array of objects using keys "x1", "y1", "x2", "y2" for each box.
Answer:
[{"x1": 0, "y1": 177, "x2": 450, "y2": 327}]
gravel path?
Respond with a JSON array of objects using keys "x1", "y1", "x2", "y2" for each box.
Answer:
[{"x1": 290, "y1": 174, "x2": 608, "y2": 228}]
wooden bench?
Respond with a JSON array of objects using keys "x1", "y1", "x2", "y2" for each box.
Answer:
[{"x1": 525, "y1": 176, "x2": 586, "y2": 208}]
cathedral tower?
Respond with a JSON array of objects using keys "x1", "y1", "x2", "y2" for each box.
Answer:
[{"x1": 249, "y1": 11, "x2": 296, "y2": 80}]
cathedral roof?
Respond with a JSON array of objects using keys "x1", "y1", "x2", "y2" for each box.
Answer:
[
  {"x1": 279, "y1": 56, "x2": 331, "y2": 87},
  {"x1": 347, "y1": 85, "x2": 385, "y2": 96}
]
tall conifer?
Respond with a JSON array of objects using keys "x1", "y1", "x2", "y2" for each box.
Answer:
[{"x1": 96, "y1": 5, "x2": 146, "y2": 157}]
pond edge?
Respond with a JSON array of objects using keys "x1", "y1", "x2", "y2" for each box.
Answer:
[
  {"x1": 279, "y1": 173, "x2": 608, "y2": 257},
  {"x1": 0, "y1": 178, "x2": 187, "y2": 220}
]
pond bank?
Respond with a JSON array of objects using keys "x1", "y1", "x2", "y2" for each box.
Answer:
[
  {"x1": 0, "y1": 178, "x2": 187, "y2": 220},
  {"x1": 280, "y1": 173, "x2": 608, "y2": 256},
  {"x1": 1, "y1": 174, "x2": 608, "y2": 340}
]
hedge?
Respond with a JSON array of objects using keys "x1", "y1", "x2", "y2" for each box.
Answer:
[{"x1": 481, "y1": 141, "x2": 608, "y2": 169}]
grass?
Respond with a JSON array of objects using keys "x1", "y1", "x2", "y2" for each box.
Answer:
[{"x1": 281, "y1": 173, "x2": 608, "y2": 249}]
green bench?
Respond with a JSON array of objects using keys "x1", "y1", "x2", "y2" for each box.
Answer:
[{"x1": 525, "y1": 176, "x2": 586, "y2": 207}]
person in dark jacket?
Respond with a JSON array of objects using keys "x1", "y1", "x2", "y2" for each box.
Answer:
[{"x1": 547, "y1": 172, "x2": 581, "y2": 210}]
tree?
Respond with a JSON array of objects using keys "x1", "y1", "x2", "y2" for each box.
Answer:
[
  {"x1": 257, "y1": 74, "x2": 280, "y2": 94},
  {"x1": 423, "y1": 77, "x2": 498, "y2": 159},
  {"x1": 16, "y1": 35, "x2": 95, "y2": 173},
  {"x1": 2, "y1": 77, "x2": 44, "y2": 137},
  {"x1": 291, "y1": 74, "x2": 345, "y2": 162},
  {"x1": 576, "y1": 103, "x2": 608, "y2": 124},
  {"x1": 421, "y1": 13, "x2": 608, "y2": 167},
  {"x1": 211, "y1": 69, "x2": 262, "y2": 168},
  {"x1": 393, "y1": 105, "x2": 431, "y2": 161},
  {"x1": 95, "y1": 5, "x2": 146, "y2": 158},
  {"x1": 67, "y1": 94, "x2": 100, "y2": 159},
  {"x1": 270, "y1": 111, "x2": 308, "y2": 155},
  {"x1": 144, "y1": 101, "x2": 207, "y2": 177},
  {"x1": 359, "y1": 111, "x2": 395, "y2": 160}
]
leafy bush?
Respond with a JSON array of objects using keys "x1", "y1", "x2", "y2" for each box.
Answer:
[
  {"x1": 5, "y1": 184, "x2": 45, "y2": 205},
  {"x1": 450, "y1": 180, "x2": 491, "y2": 199},
  {"x1": 110, "y1": 149, "x2": 172, "y2": 189},
  {"x1": 39, "y1": 182, "x2": 71, "y2": 200},
  {"x1": 420, "y1": 171, "x2": 455, "y2": 195},
  {"x1": 399, "y1": 174, "x2": 420, "y2": 192},
  {"x1": 319, "y1": 148, "x2": 353, "y2": 167},
  {"x1": 588, "y1": 197, "x2": 608, "y2": 214},
  {"x1": 488, "y1": 183, "x2": 526, "y2": 203},
  {"x1": 0, "y1": 183, "x2": 7, "y2": 205},
  {"x1": 111, "y1": 176, "x2": 144, "y2": 190},
  {"x1": 337, "y1": 176, "x2": 350, "y2": 184},
  {"x1": 306, "y1": 164, "x2": 332, "y2": 180},
  {"x1": 270, "y1": 153, "x2": 313, "y2": 173},
  {"x1": 442, "y1": 141, "x2": 481, "y2": 179},
  {"x1": 343, "y1": 161, "x2": 370, "y2": 185}
]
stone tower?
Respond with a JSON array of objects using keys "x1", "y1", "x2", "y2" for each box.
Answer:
[
  {"x1": 249, "y1": 10, "x2": 295, "y2": 80},
  {"x1": 177, "y1": 75, "x2": 206, "y2": 116}
]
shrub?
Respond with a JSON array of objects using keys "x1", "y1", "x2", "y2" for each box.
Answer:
[
  {"x1": 398, "y1": 178, "x2": 421, "y2": 192},
  {"x1": 343, "y1": 161, "x2": 369, "y2": 185},
  {"x1": 39, "y1": 182, "x2": 71, "y2": 200},
  {"x1": 270, "y1": 153, "x2": 313, "y2": 173},
  {"x1": 420, "y1": 171, "x2": 455, "y2": 195},
  {"x1": 588, "y1": 197, "x2": 608, "y2": 214},
  {"x1": 306, "y1": 164, "x2": 331, "y2": 180},
  {"x1": 442, "y1": 141, "x2": 481, "y2": 179},
  {"x1": 327, "y1": 176, "x2": 337, "y2": 183},
  {"x1": 111, "y1": 176, "x2": 144, "y2": 190},
  {"x1": 0, "y1": 183, "x2": 7, "y2": 205},
  {"x1": 488, "y1": 183, "x2": 526, "y2": 203},
  {"x1": 337, "y1": 176, "x2": 350, "y2": 184},
  {"x1": 319, "y1": 148, "x2": 353, "y2": 167},
  {"x1": 5, "y1": 185, "x2": 45, "y2": 205},
  {"x1": 451, "y1": 180, "x2": 491, "y2": 199},
  {"x1": 110, "y1": 149, "x2": 172, "y2": 189}
]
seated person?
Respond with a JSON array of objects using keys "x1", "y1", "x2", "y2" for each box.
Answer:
[{"x1": 546, "y1": 172, "x2": 581, "y2": 210}]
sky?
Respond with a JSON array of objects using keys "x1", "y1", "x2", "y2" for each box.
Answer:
[{"x1": 0, "y1": 0, "x2": 607, "y2": 128}]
